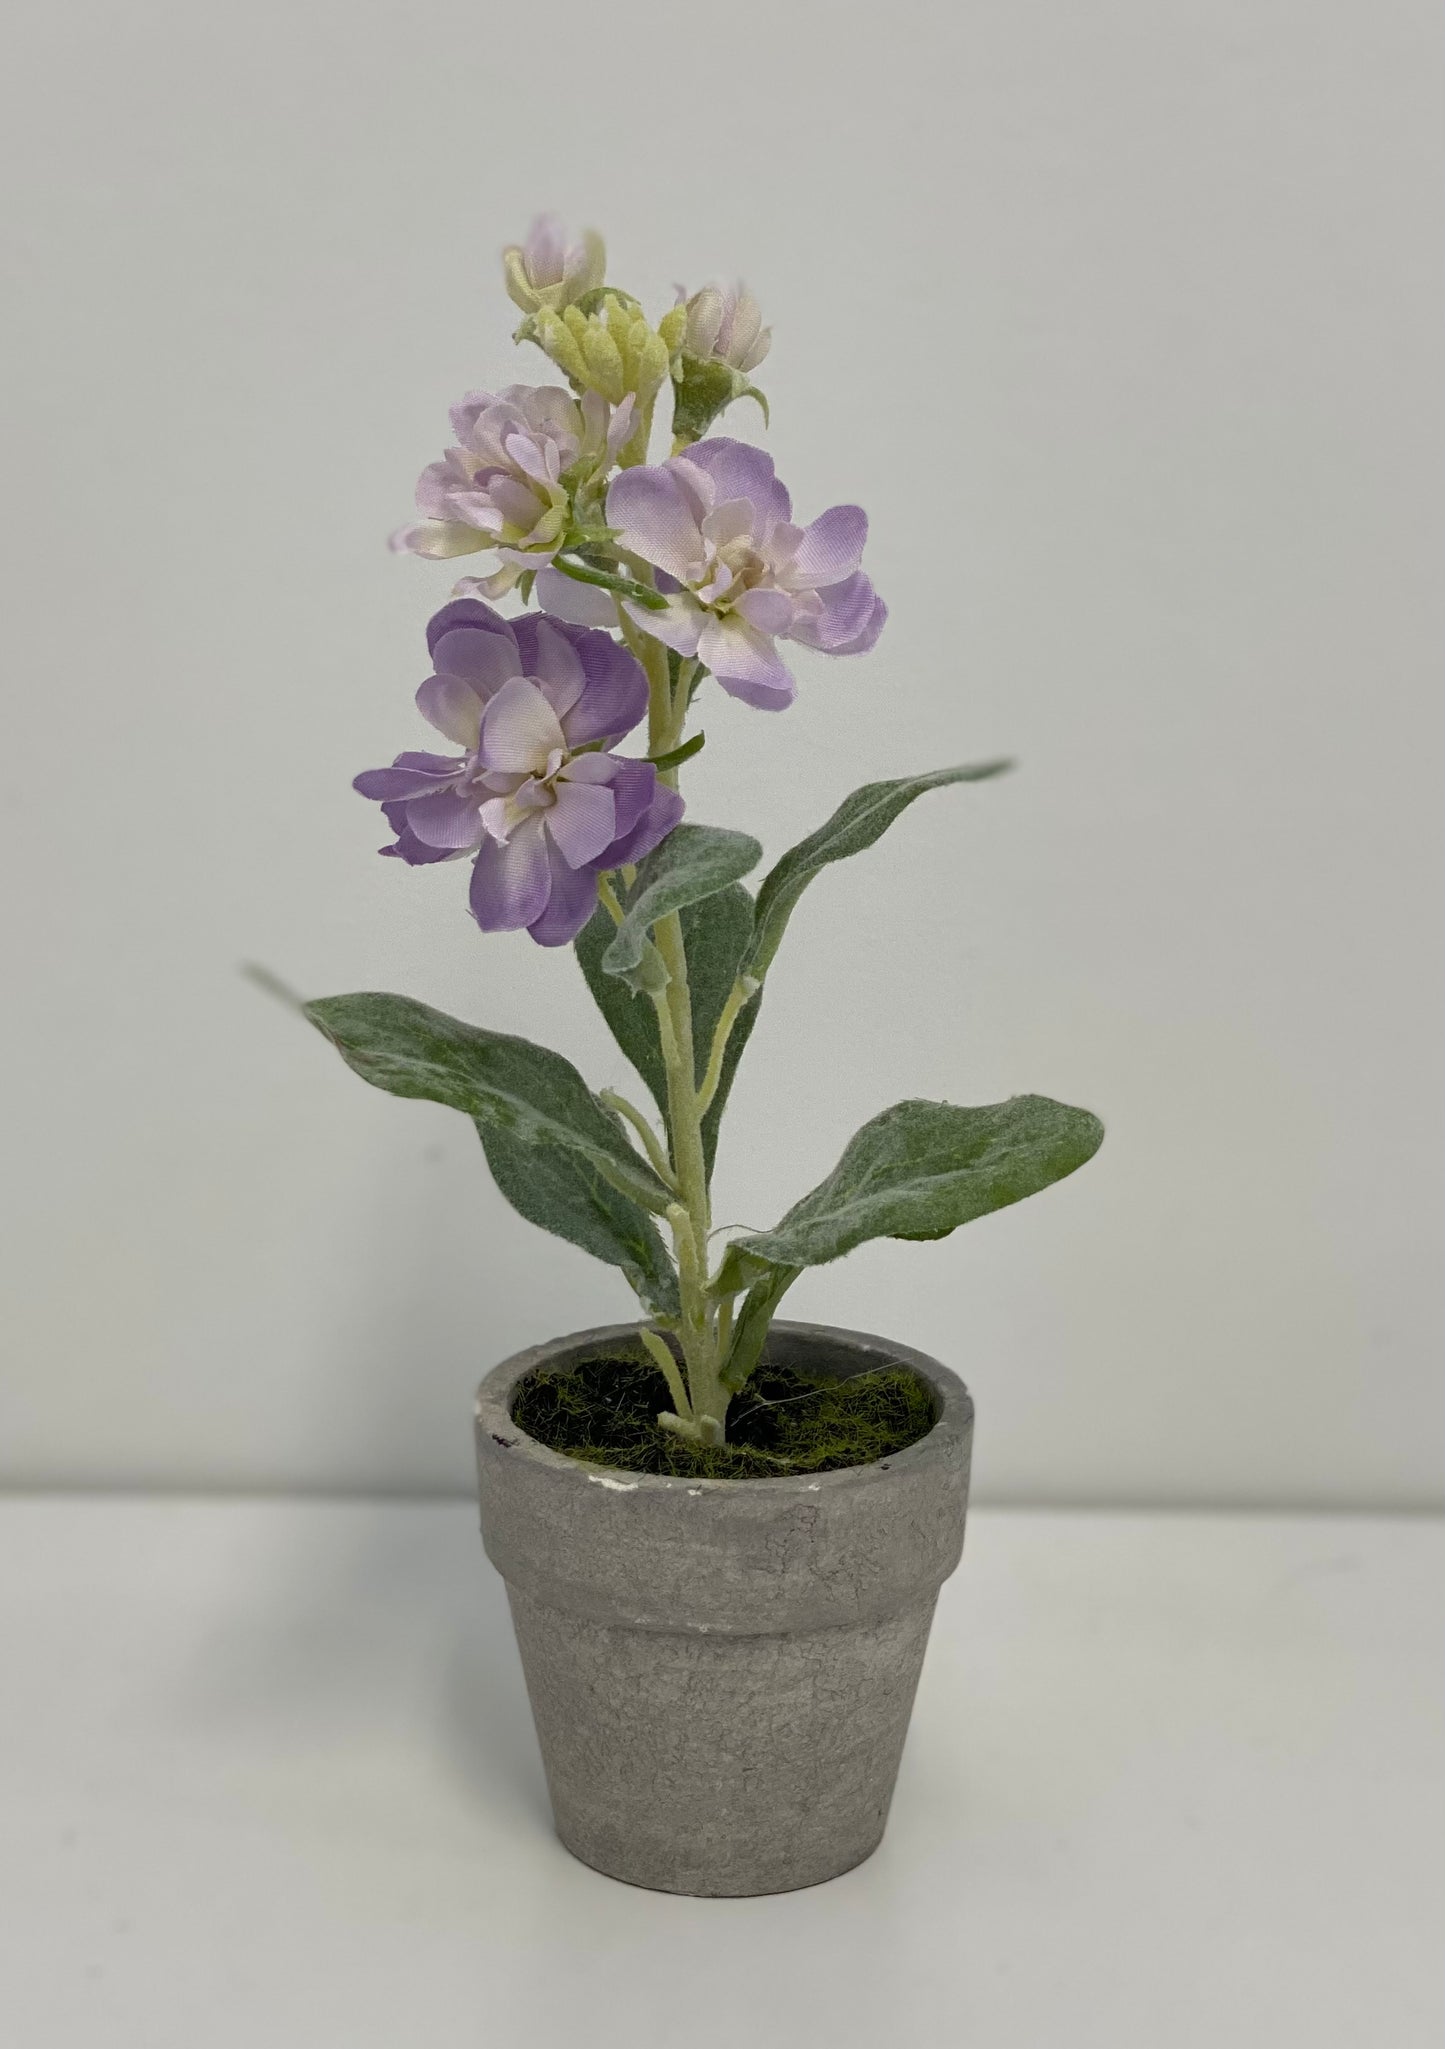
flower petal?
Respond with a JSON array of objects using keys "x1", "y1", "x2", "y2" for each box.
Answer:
[
  {"x1": 532, "y1": 565, "x2": 620, "y2": 627},
  {"x1": 449, "y1": 389, "x2": 497, "y2": 443},
  {"x1": 624, "y1": 593, "x2": 703, "y2": 657},
  {"x1": 602, "y1": 392, "x2": 636, "y2": 462},
  {"x1": 606, "y1": 467, "x2": 706, "y2": 582},
  {"x1": 681, "y1": 438, "x2": 792, "y2": 525},
  {"x1": 546, "y1": 778, "x2": 617, "y2": 869},
  {"x1": 415, "y1": 672, "x2": 485, "y2": 748},
  {"x1": 605, "y1": 757, "x2": 659, "y2": 841},
  {"x1": 430, "y1": 631, "x2": 522, "y2": 700},
  {"x1": 558, "y1": 634, "x2": 649, "y2": 747},
  {"x1": 558, "y1": 750, "x2": 620, "y2": 785},
  {"x1": 605, "y1": 779, "x2": 686, "y2": 867},
  {"x1": 451, "y1": 565, "x2": 520, "y2": 601},
  {"x1": 487, "y1": 476, "x2": 547, "y2": 533},
  {"x1": 425, "y1": 599, "x2": 515, "y2": 661},
  {"x1": 353, "y1": 754, "x2": 460, "y2": 801},
  {"x1": 826, "y1": 590, "x2": 888, "y2": 657},
  {"x1": 516, "y1": 615, "x2": 586, "y2": 718},
  {"x1": 525, "y1": 213, "x2": 566, "y2": 287},
  {"x1": 469, "y1": 816, "x2": 552, "y2": 931},
  {"x1": 701, "y1": 498, "x2": 756, "y2": 551},
  {"x1": 404, "y1": 790, "x2": 487, "y2": 850},
  {"x1": 479, "y1": 675, "x2": 566, "y2": 774},
  {"x1": 388, "y1": 521, "x2": 488, "y2": 560},
  {"x1": 697, "y1": 616, "x2": 797, "y2": 710},
  {"x1": 526, "y1": 838, "x2": 601, "y2": 947},
  {"x1": 734, "y1": 587, "x2": 795, "y2": 635},
  {"x1": 788, "y1": 505, "x2": 868, "y2": 589},
  {"x1": 379, "y1": 802, "x2": 460, "y2": 865},
  {"x1": 787, "y1": 571, "x2": 886, "y2": 654}
]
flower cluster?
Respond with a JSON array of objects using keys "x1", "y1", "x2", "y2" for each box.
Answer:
[
  {"x1": 390, "y1": 385, "x2": 631, "y2": 598},
  {"x1": 355, "y1": 602, "x2": 681, "y2": 945},
  {"x1": 608, "y1": 438, "x2": 884, "y2": 710},
  {"x1": 366, "y1": 213, "x2": 886, "y2": 938}
]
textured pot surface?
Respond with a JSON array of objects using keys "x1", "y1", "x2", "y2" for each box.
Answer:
[{"x1": 474, "y1": 1320, "x2": 973, "y2": 1897}]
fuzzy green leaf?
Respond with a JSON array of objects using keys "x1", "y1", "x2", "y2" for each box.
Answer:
[
  {"x1": 602, "y1": 823, "x2": 762, "y2": 992},
  {"x1": 576, "y1": 883, "x2": 761, "y2": 1178},
  {"x1": 476, "y1": 1123, "x2": 679, "y2": 1316},
  {"x1": 743, "y1": 762, "x2": 1013, "y2": 982},
  {"x1": 717, "y1": 1094, "x2": 1103, "y2": 1289},
  {"x1": 304, "y1": 992, "x2": 673, "y2": 1215}
]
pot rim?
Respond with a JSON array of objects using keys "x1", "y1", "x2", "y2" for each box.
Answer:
[{"x1": 475, "y1": 1317, "x2": 973, "y2": 1500}]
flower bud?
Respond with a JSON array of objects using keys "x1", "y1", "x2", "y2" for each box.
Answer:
[
  {"x1": 532, "y1": 294, "x2": 672, "y2": 416},
  {"x1": 502, "y1": 213, "x2": 606, "y2": 316},
  {"x1": 681, "y1": 283, "x2": 771, "y2": 373},
  {"x1": 531, "y1": 309, "x2": 588, "y2": 385},
  {"x1": 667, "y1": 283, "x2": 772, "y2": 446},
  {"x1": 657, "y1": 302, "x2": 689, "y2": 354}
]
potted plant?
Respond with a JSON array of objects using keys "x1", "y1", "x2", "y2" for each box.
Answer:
[{"x1": 303, "y1": 214, "x2": 1104, "y2": 1896}]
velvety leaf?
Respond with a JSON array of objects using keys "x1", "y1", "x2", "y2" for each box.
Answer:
[
  {"x1": 717, "y1": 1094, "x2": 1104, "y2": 1287},
  {"x1": 602, "y1": 823, "x2": 762, "y2": 991},
  {"x1": 720, "y1": 1265, "x2": 796, "y2": 1392},
  {"x1": 575, "y1": 884, "x2": 761, "y2": 1178},
  {"x1": 304, "y1": 992, "x2": 672, "y2": 1215},
  {"x1": 743, "y1": 762, "x2": 1013, "y2": 982},
  {"x1": 476, "y1": 1123, "x2": 679, "y2": 1317}
]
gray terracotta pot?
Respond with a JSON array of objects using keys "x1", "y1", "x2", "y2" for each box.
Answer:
[{"x1": 474, "y1": 1319, "x2": 973, "y2": 1897}]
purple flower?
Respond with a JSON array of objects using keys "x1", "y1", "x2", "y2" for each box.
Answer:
[
  {"x1": 605, "y1": 438, "x2": 886, "y2": 710},
  {"x1": 354, "y1": 602, "x2": 683, "y2": 947},
  {"x1": 389, "y1": 385, "x2": 633, "y2": 598}
]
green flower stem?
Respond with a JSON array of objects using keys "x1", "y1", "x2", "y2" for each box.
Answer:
[
  {"x1": 551, "y1": 555, "x2": 666, "y2": 610},
  {"x1": 596, "y1": 874, "x2": 625, "y2": 926},
  {"x1": 695, "y1": 973, "x2": 759, "y2": 1120},
  {"x1": 638, "y1": 1325, "x2": 692, "y2": 1422},
  {"x1": 600, "y1": 1088, "x2": 678, "y2": 1193},
  {"x1": 617, "y1": 597, "x2": 731, "y2": 1431},
  {"x1": 670, "y1": 656, "x2": 698, "y2": 736},
  {"x1": 617, "y1": 393, "x2": 657, "y2": 470},
  {"x1": 614, "y1": 601, "x2": 674, "y2": 760},
  {"x1": 653, "y1": 912, "x2": 726, "y2": 1426}
]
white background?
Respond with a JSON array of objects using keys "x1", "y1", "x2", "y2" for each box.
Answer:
[{"x1": 2, "y1": 0, "x2": 1440, "y2": 1507}]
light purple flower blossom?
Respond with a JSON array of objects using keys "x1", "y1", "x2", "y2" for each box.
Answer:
[
  {"x1": 354, "y1": 601, "x2": 683, "y2": 947},
  {"x1": 605, "y1": 439, "x2": 886, "y2": 710},
  {"x1": 389, "y1": 385, "x2": 633, "y2": 599}
]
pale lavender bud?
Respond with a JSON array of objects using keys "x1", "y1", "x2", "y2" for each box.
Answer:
[
  {"x1": 683, "y1": 283, "x2": 771, "y2": 373},
  {"x1": 503, "y1": 213, "x2": 606, "y2": 316}
]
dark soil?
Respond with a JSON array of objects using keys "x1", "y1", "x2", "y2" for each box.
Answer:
[{"x1": 510, "y1": 1348, "x2": 937, "y2": 1479}]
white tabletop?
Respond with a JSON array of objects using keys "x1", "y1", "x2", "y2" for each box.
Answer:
[{"x1": 1, "y1": 1498, "x2": 1440, "y2": 2048}]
